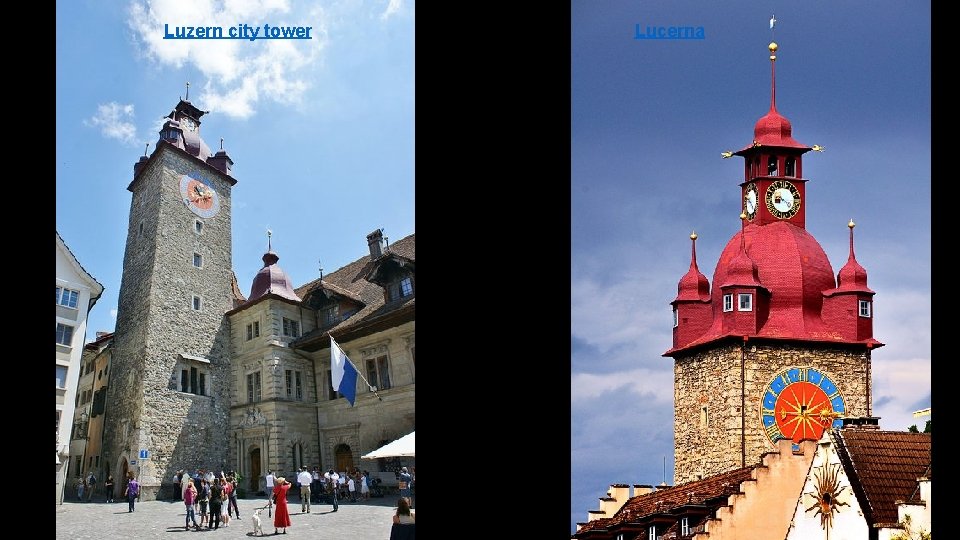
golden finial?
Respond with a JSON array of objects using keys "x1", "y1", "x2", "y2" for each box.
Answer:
[
  {"x1": 740, "y1": 212, "x2": 747, "y2": 220},
  {"x1": 690, "y1": 231, "x2": 698, "y2": 240},
  {"x1": 812, "y1": 145, "x2": 825, "y2": 152},
  {"x1": 721, "y1": 151, "x2": 733, "y2": 159},
  {"x1": 848, "y1": 219, "x2": 855, "y2": 229},
  {"x1": 769, "y1": 42, "x2": 778, "y2": 61}
]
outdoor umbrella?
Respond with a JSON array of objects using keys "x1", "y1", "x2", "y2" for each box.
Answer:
[{"x1": 362, "y1": 431, "x2": 415, "y2": 458}]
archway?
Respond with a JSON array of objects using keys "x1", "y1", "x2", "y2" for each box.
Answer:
[{"x1": 335, "y1": 443, "x2": 353, "y2": 473}]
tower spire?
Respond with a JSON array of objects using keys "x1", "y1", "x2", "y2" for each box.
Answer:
[
  {"x1": 769, "y1": 41, "x2": 778, "y2": 111},
  {"x1": 185, "y1": 81, "x2": 190, "y2": 101},
  {"x1": 267, "y1": 228, "x2": 272, "y2": 251},
  {"x1": 847, "y1": 219, "x2": 856, "y2": 260}
]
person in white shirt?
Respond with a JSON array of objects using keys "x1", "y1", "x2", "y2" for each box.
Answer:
[
  {"x1": 297, "y1": 466, "x2": 313, "y2": 513},
  {"x1": 347, "y1": 475, "x2": 356, "y2": 502},
  {"x1": 265, "y1": 471, "x2": 275, "y2": 512},
  {"x1": 360, "y1": 471, "x2": 370, "y2": 500}
]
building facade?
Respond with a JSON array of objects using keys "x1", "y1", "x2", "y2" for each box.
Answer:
[
  {"x1": 89, "y1": 97, "x2": 414, "y2": 501},
  {"x1": 56, "y1": 231, "x2": 104, "y2": 504}
]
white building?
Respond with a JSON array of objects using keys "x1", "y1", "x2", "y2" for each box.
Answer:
[{"x1": 56, "y1": 231, "x2": 103, "y2": 504}]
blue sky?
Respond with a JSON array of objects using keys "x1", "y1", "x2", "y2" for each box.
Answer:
[
  {"x1": 571, "y1": 2, "x2": 930, "y2": 534},
  {"x1": 56, "y1": 0, "x2": 414, "y2": 342}
]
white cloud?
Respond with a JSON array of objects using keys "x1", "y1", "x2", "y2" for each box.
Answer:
[
  {"x1": 571, "y1": 368, "x2": 674, "y2": 403},
  {"x1": 127, "y1": 0, "x2": 328, "y2": 119},
  {"x1": 84, "y1": 103, "x2": 138, "y2": 145},
  {"x1": 381, "y1": 0, "x2": 401, "y2": 20}
]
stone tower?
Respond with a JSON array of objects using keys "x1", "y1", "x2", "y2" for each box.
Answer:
[
  {"x1": 102, "y1": 97, "x2": 237, "y2": 500},
  {"x1": 665, "y1": 43, "x2": 881, "y2": 484}
]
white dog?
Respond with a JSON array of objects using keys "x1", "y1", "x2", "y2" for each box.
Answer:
[{"x1": 251, "y1": 508, "x2": 264, "y2": 536}]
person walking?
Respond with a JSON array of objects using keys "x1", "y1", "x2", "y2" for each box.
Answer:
[
  {"x1": 272, "y1": 476, "x2": 291, "y2": 534},
  {"x1": 86, "y1": 471, "x2": 97, "y2": 502},
  {"x1": 325, "y1": 469, "x2": 339, "y2": 512},
  {"x1": 360, "y1": 471, "x2": 370, "y2": 501},
  {"x1": 125, "y1": 472, "x2": 140, "y2": 512},
  {"x1": 183, "y1": 479, "x2": 201, "y2": 531},
  {"x1": 197, "y1": 478, "x2": 210, "y2": 527},
  {"x1": 173, "y1": 470, "x2": 182, "y2": 501},
  {"x1": 76, "y1": 476, "x2": 85, "y2": 501},
  {"x1": 265, "y1": 470, "x2": 275, "y2": 515},
  {"x1": 297, "y1": 466, "x2": 313, "y2": 513},
  {"x1": 105, "y1": 475, "x2": 115, "y2": 503},
  {"x1": 398, "y1": 467, "x2": 413, "y2": 507},
  {"x1": 226, "y1": 474, "x2": 241, "y2": 520},
  {"x1": 348, "y1": 474, "x2": 356, "y2": 502},
  {"x1": 208, "y1": 477, "x2": 224, "y2": 530}
]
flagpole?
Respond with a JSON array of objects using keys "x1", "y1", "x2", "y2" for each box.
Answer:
[{"x1": 331, "y1": 335, "x2": 384, "y2": 402}]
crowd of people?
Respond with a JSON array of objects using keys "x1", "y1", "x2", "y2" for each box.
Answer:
[{"x1": 68, "y1": 464, "x2": 415, "y2": 534}]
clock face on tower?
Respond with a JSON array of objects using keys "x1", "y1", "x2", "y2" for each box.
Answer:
[
  {"x1": 761, "y1": 366, "x2": 846, "y2": 446},
  {"x1": 743, "y1": 182, "x2": 758, "y2": 220},
  {"x1": 765, "y1": 180, "x2": 801, "y2": 219},
  {"x1": 179, "y1": 173, "x2": 221, "y2": 218},
  {"x1": 181, "y1": 116, "x2": 198, "y2": 132}
]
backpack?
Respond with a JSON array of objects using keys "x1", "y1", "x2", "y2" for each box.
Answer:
[{"x1": 89, "y1": 474, "x2": 97, "y2": 485}]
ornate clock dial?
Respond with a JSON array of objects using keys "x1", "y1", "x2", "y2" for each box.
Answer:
[
  {"x1": 761, "y1": 367, "x2": 846, "y2": 445},
  {"x1": 765, "y1": 180, "x2": 801, "y2": 219},
  {"x1": 743, "y1": 183, "x2": 758, "y2": 220},
  {"x1": 179, "y1": 174, "x2": 221, "y2": 218},
  {"x1": 181, "y1": 116, "x2": 198, "y2": 132}
]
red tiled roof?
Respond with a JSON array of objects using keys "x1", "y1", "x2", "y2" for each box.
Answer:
[
  {"x1": 834, "y1": 430, "x2": 930, "y2": 526},
  {"x1": 573, "y1": 466, "x2": 758, "y2": 538}
]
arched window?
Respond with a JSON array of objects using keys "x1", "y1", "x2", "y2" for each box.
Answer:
[
  {"x1": 785, "y1": 156, "x2": 796, "y2": 177},
  {"x1": 767, "y1": 156, "x2": 778, "y2": 176},
  {"x1": 335, "y1": 443, "x2": 353, "y2": 473}
]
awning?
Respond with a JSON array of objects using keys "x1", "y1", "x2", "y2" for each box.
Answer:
[{"x1": 362, "y1": 431, "x2": 415, "y2": 459}]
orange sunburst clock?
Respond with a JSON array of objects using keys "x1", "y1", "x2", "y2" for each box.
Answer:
[{"x1": 761, "y1": 367, "x2": 846, "y2": 446}]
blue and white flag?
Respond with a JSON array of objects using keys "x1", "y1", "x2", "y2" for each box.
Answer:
[
  {"x1": 331, "y1": 336, "x2": 358, "y2": 406},
  {"x1": 770, "y1": 15, "x2": 777, "y2": 30}
]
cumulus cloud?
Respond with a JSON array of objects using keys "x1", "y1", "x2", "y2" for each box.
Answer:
[
  {"x1": 381, "y1": 0, "x2": 401, "y2": 20},
  {"x1": 84, "y1": 103, "x2": 138, "y2": 145},
  {"x1": 126, "y1": 0, "x2": 328, "y2": 119}
]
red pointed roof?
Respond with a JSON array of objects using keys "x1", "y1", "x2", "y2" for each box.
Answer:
[
  {"x1": 674, "y1": 232, "x2": 710, "y2": 302},
  {"x1": 833, "y1": 220, "x2": 873, "y2": 293},
  {"x1": 248, "y1": 250, "x2": 302, "y2": 303}
]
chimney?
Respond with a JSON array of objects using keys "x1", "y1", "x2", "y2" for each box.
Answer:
[
  {"x1": 841, "y1": 416, "x2": 881, "y2": 430},
  {"x1": 634, "y1": 484, "x2": 655, "y2": 496},
  {"x1": 608, "y1": 484, "x2": 631, "y2": 506},
  {"x1": 366, "y1": 229, "x2": 384, "y2": 260}
]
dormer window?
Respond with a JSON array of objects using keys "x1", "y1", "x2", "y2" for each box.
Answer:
[
  {"x1": 323, "y1": 305, "x2": 339, "y2": 325},
  {"x1": 680, "y1": 517, "x2": 691, "y2": 536},
  {"x1": 738, "y1": 293, "x2": 753, "y2": 311},
  {"x1": 386, "y1": 275, "x2": 415, "y2": 302},
  {"x1": 859, "y1": 300, "x2": 871, "y2": 318},
  {"x1": 723, "y1": 294, "x2": 734, "y2": 312},
  {"x1": 399, "y1": 277, "x2": 413, "y2": 297}
]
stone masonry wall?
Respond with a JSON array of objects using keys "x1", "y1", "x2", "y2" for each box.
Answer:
[
  {"x1": 674, "y1": 340, "x2": 871, "y2": 484},
  {"x1": 104, "y1": 146, "x2": 235, "y2": 500}
]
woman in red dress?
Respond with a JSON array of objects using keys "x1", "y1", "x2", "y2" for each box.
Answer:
[{"x1": 273, "y1": 476, "x2": 292, "y2": 534}]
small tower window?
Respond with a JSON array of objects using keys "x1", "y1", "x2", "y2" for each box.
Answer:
[
  {"x1": 785, "y1": 156, "x2": 796, "y2": 177},
  {"x1": 700, "y1": 406, "x2": 709, "y2": 429},
  {"x1": 673, "y1": 308, "x2": 679, "y2": 328},
  {"x1": 859, "y1": 300, "x2": 872, "y2": 318},
  {"x1": 138, "y1": 221, "x2": 144, "y2": 237},
  {"x1": 723, "y1": 294, "x2": 734, "y2": 312},
  {"x1": 767, "y1": 156, "x2": 778, "y2": 176},
  {"x1": 738, "y1": 293, "x2": 753, "y2": 311},
  {"x1": 192, "y1": 295, "x2": 202, "y2": 311},
  {"x1": 195, "y1": 220, "x2": 203, "y2": 234},
  {"x1": 193, "y1": 253, "x2": 203, "y2": 268}
]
